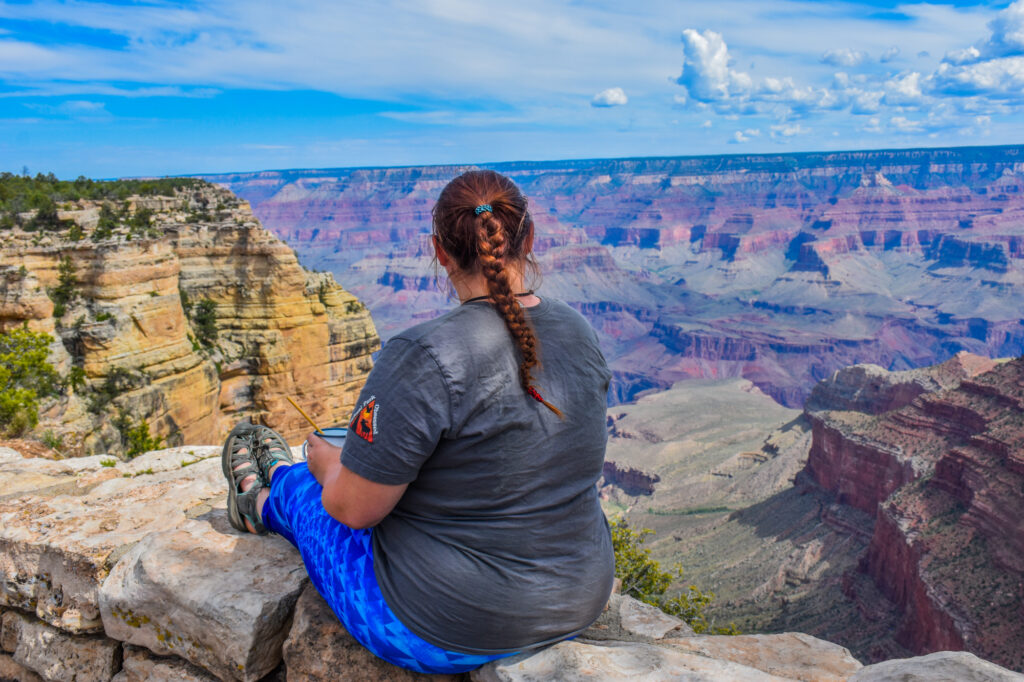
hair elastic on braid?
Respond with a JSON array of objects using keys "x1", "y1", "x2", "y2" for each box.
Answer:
[
  {"x1": 527, "y1": 385, "x2": 564, "y2": 419},
  {"x1": 474, "y1": 204, "x2": 492, "y2": 215}
]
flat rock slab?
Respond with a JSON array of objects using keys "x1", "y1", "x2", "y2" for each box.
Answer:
[
  {"x1": 111, "y1": 645, "x2": 218, "y2": 682},
  {"x1": 471, "y1": 639, "x2": 792, "y2": 681},
  {"x1": 282, "y1": 583, "x2": 467, "y2": 682},
  {"x1": 100, "y1": 510, "x2": 307, "y2": 682},
  {"x1": 663, "y1": 632, "x2": 862, "y2": 681},
  {"x1": 0, "y1": 652, "x2": 44, "y2": 682},
  {"x1": 850, "y1": 651, "x2": 1024, "y2": 681},
  {"x1": 0, "y1": 447, "x2": 220, "y2": 633},
  {"x1": 1, "y1": 609, "x2": 121, "y2": 682},
  {"x1": 581, "y1": 593, "x2": 694, "y2": 643}
]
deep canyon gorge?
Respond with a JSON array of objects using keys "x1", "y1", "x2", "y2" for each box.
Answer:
[{"x1": 206, "y1": 144, "x2": 1024, "y2": 408}]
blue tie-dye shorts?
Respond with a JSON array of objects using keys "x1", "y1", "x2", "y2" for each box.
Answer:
[{"x1": 261, "y1": 462, "x2": 515, "y2": 674}]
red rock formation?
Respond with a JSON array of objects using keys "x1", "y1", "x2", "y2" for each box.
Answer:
[
  {"x1": 203, "y1": 145, "x2": 1024, "y2": 406},
  {"x1": 803, "y1": 356, "x2": 1024, "y2": 671},
  {"x1": 600, "y1": 461, "x2": 660, "y2": 496}
]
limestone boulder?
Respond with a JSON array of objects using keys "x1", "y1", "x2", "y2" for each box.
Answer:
[
  {"x1": 282, "y1": 584, "x2": 466, "y2": 682},
  {"x1": 0, "y1": 653, "x2": 44, "y2": 682},
  {"x1": 849, "y1": 651, "x2": 1024, "y2": 681},
  {"x1": 471, "y1": 639, "x2": 792, "y2": 681},
  {"x1": 0, "y1": 447, "x2": 222, "y2": 633},
  {"x1": 1, "y1": 610, "x2": 121, "y2": 682},
  {"x1": 99, "y1": 501, "x2": 307, "y2": 682},
  {"x1": 582, "y1": 594, "x2": 694, "y2": 643},
  {"x1": 110, "y1": 645, "x2": 218, "y2": 682},
  {"x1": 662, "y1": 632, "x2": 862, "y2": 681}
]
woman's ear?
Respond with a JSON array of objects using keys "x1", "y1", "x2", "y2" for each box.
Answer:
[{"x1": 433, "y1": 235, "x2": 452, "y2": 268}]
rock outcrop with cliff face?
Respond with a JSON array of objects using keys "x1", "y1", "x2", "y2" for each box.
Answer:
[
  {"x1": 205, "y1": 145, "x2": 1024, "y2": 406},
  {"x1": 0, "y1": 183, "x2": 378, "y2": 455},
  {"x1": 643, "y1": 352, "x2": 1024, "y2": 672},
  {"x1": 807, "y1": 355, "x2": 1024, "y2": 669}
]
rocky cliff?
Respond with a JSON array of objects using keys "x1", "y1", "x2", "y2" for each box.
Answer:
[
  {"x1": 805, "y1": 354, "x2": 1024, "y2": 669},
  {"x1": 204, "y1": 144, "x2": 1024, "y2": 407},
  {"x1": 611, "y1": 353, "x2": 1023, "y2": 672},
  {"x1": 0, "y1": 182, "x2": 378, "y2": 455},
  {"x1": 5, "y1": 443, "x2": 1022, "y2": 682}
]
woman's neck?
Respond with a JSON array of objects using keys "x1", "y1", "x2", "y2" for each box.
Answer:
[{"x1": 449, "y1": 268, "x2": 540, "y2": 307}]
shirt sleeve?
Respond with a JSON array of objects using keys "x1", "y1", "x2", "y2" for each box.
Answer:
[{"x1": 341, "y1": 337, "x2": 452, "y2": 485}]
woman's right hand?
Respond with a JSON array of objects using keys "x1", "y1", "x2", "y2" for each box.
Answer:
[{"x1": 304, "y1": 431, "x2": 342, "y2": 487}]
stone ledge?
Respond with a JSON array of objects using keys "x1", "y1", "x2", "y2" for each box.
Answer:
[{"x1": 2, "y1": 445, "x2": 1023, "y2": 682}]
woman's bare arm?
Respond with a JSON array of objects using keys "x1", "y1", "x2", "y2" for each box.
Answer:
[{"x1": 304, "y1": 432, "x2": 408, "y2": 529}]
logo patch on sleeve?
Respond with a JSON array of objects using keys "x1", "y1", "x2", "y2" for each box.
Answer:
[{"x1": 349, "y1": 396, "x2": 379, "y2": 443}]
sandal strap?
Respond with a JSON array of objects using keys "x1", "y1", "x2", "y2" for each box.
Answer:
[
  {"x1": 230, "y1": 460, "x2": 260, "y2": 486},
  {"x1": 235, "y1": 485, "x2": 267, "y2": 534}
]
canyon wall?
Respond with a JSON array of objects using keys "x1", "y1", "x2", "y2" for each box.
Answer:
[
  {"x1": 626, "y1": 353, "x2": 1023, "y2": 672},
  {"x1": 0, "y1": 184, "x2": 378, "y2": 455},
  {"x1": 204, "y1": 144, "x2": 1024, "y2": 406},
  {"x1": 803, "y1": 353, "x2": 1024, "y2": 670}
]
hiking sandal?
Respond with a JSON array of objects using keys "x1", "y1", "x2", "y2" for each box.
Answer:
[
  {"x1": 249, "y1": 425, "x2": 295, "y2": 482},
  {"x1": 222, "y1": 422, "x2": 268, "y2": 535}
]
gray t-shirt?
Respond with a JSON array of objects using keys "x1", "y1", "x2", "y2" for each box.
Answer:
[{"x1": 341, "y1": 297, "x2": 615, "y2": 654}]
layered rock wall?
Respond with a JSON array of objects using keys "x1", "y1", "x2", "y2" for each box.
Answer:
[
  {"x1": 0, "y1": 184, "x2": 378, "y2": 453},
  {"x1": 802, "y1": 354, "x2": 1024, "y2": 670},
  {"x1": 206, "y1": 145, "x2": 1024, "y2": 406}
]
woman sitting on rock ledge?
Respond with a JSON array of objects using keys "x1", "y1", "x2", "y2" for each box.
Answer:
[{"x1": 221, "y1": 169, "x2": 614, "y2": 674}]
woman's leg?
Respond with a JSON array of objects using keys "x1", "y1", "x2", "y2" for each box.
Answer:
[{"x1": 258, "y1": 462, "x2": 513, "y2": 674}]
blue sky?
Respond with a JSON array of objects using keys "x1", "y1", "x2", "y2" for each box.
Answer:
[{"x1": 1, "y1": 0, "x2": 1021, "y2": 178}]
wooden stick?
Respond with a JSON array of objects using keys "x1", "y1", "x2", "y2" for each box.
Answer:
[{"x1": 286, "y1": 396, "x2": 324, "y2": 434}]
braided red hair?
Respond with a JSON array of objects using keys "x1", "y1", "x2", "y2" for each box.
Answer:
[{"x1": 432, "y1": 170, "x2": 563, "y2": 418}]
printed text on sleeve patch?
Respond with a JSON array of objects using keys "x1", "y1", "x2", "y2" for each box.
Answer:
[{"x1": 349, "y1": 395, "x2": 379, "y2": 444}]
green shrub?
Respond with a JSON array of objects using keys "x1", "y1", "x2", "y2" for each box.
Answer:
[
  {"x1": 26, "y1": 199, "x2": 70, "y2": 232},
  {"x1": 611, "y1": 518, "x2": 738, "y2": 634},
  {"x1": 179, "y1": 287, "x2": 193, "y2": 316},
  {"x1": 92, "y1": 203, "x2": 118, "y2": 241},
  {"x1": 127, "y1": 207, "x2": 154, "y2": 239},
  {"x1": 48, "y1": 256, "x2": 78, "y2": 318},
  {"x1": 64, "y1": 365, "x2": 87, "y2": 392},
  {"x1": 0, "y1": 326, "x2": 60, "y2": 436},
  {"x1": 193, "y1": 298, "x2": 218, "y2": 347},
  {"x1": 86, "y1": 366, "x2": 144, "y2": 413},
  {"x1": 40, "y1": 428, "x2": 63, "y2": 452},
  {"x1": 0, "y1": 173, "x2": 203, "y2": 214},
  {"x1": 113, "y1": 410, "x2": 163, "y2": 459}
]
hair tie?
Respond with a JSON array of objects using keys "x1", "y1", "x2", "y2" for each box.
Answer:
[{"x1": 474, "y1": 204, "x2": 493, "y2": 215}]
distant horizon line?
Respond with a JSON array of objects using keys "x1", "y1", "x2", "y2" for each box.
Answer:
[{"x1": 188, "y1": 141, "x2": 1024, "y2": 181}]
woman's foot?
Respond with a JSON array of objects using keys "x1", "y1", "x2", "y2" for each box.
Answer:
[
  {"x1": 233, "y1": 447, "x2": 272, "y2": 534},
  {"x1": 250, "y1": 426, "x2": 296, "y2": 481},
  {"x1": 222, "y1": 423, "x2": 269, "y2": 535}
]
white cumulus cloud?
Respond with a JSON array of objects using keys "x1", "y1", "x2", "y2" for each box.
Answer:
[
  {"x1": 729, "y1": 128, "x2": 760, "y2": 143},
  {"x1": 821, "y1": 49, "x2": 868, "y2": 67},
  {"x1": 880, "y1": 46, "x2": 900, "y2": 63},
  {"x1": 591, "y1": 87, "x2": 627, "y2": 107},
  {"x1": 770, "y1": 123, "x2": 809, "y2": 138},
  {"x1": 676, "y1": 29, "x2": 753, "y2": 103},
  {"x1": 929, "y1": 0, "x2": 1024, "y2": 99},
  {"x1": 981, "y1": 0, "x2": 1024, "y2": 59},
  {"x1": 882, "y1": 72, "x2": 925, "y2": 106}
]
